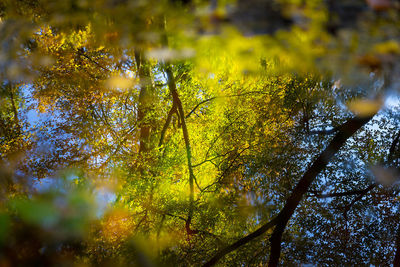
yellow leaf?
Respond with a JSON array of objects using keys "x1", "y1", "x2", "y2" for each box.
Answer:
[
  {"x1": 347, "y1": 98, "x2": 382, "y2": 117},
  {"x1": 105, "y1": 76, "x2": 135, "y2": 90},
  {"x1": 373, "y1": 40, "x2": 400, "y2": 55}
]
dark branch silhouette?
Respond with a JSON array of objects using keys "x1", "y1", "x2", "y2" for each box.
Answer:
[
  {"x1": 203, "y1": 114, "x2": 376, "y2": 267},
  {"x1": 309, "y1": 184, "x2": 376, "y2": 198},
  {"x1": 164, "y1": 63, "x2": 197, "y2": 235},
  {"x1": 159, "y1": 104, "x2": 177, "y2": 147},
  {"x1": 342, "y1": 183, "x2": 377, "y2": 219}
]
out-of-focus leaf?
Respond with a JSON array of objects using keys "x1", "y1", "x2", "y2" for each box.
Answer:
[
  {"x1": 357, "y1": 54, "x2": 382, "y2": 70},
  {"x1": 105, "y1": 76, "x2": 135, "y2": 90},
  {"x1": 347, "y1": 98, "x2": 382, "y2": 117},
  {"x1": 146, "y1": 48, "x2": 194, "y2": 61},
  {"x1": 62, "y1": 190, "x2": 95, "y2": 235},
  {"x1": 370, "y1": 165, "x2": 400, "y2": 186},
  {"x1": 12, "y1": 198, "x2": 59, "y2": 228},
  {"x1": 366, "y1": 0, "x2": 392, "y2": 11},
  {"x1": 373, "y1": 40, "x2": 400, "y2": 55},
  {"x1": 0, "y1": 212, "x2": 10, "y2": 244}
]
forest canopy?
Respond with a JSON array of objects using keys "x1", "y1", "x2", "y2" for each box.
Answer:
[{"x1": 1, "y1": 0, "x2": 400, "y2": 266}]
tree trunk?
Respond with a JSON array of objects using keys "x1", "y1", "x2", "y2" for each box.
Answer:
[{"x1": 135, "y1": 49, "x2": 156, "y2": 154}]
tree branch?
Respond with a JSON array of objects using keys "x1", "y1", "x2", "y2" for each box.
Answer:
[
  {"x1": 203, "y1": 217, "x2": 279, "y2": 267},
  {"x1": 185, "y1": 97, "x2": 216, "y2": 119},
  {"x1": 309, "y1": 185, "x2": 376, "y2": 198},
  {"x1": 308, "y1": 128, "x2": 338, "y2": 135},
  {"x1": 203, "y1": 115, "x2": 375, "y2": 266},
  {"x1": 200, "y1": 146, "x2": 249, "y2": 194},
  {"x1": 389, "y1": 130, "x2": 400, "y2": 162},
  {"x1": 8, "y1": 85, "x2": 20, "y2": 128},
  {"x1": 164, "y1": 63, "x2": 197, "y2": 235},
  {"x1": 185, "y1": 90, "x2": 269, "y2": 119},
  {"x1": 343, "y1": 183, "x2": 377, "y2": 217},
  {"x1": 77, "y1": 48, "x2": 111, "y2": 73},
  {"x1": 267, "y1": 115, "x2": 375, "y2": 267},
  {"x1": 159, "y1": 103, "x2": 177, "y2": 147}
]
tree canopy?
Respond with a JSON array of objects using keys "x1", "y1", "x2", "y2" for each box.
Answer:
[{"x1": 1, "y1": 0, "x2": 400, "y2": 266}]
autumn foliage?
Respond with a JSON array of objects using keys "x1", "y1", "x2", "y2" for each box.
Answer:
[{"x1": 1, "y1": 0, "x2": 400, "y2": 266}]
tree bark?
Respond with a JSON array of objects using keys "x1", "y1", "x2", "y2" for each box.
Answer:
[{"x1": 135, "y1": 49, "x2": 156, "y2": 154}]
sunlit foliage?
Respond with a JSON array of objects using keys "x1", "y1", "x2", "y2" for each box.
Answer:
[{"x1": 1, "y1": 0, "x2": 400, "y2": 266}]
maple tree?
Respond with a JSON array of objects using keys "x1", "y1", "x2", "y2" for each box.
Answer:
[{"x1": 1, "y1": 0, "x2": 400, "y2": 266}]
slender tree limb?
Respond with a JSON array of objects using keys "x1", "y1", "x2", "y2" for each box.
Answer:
[
  {"x1": 164, "y1": 63, "x2": 197, "y2": 235},
  {"x1": 185, "y1": 97, "x2": 216, "y2": 119},
  {"x1": 160, "y1": 212, "x2": 223, "y2": 242},
  {"x1": 308, "y1": 128, "x2": 338, "y2": 135},
  {"x1": 192, "y1": 148, "x2": 238, "y2": 168},
  {"x1": 185, "y1": 90, "x2": 269, "y2": 119},
  {"x1": 203, "y1": 217, "x2": 279, "y2": 267},
  {"x1": 200, "y1": 146, "x2": 249, "y2": 194},
  {"x1": 159, "y1": 104, "x2": 177, "y2": 147},
  {"x1": 163, "y1": 212, "x2": 187, "y2": 222},
  {"x1": 203, "y1": 115, "x2": 375, "y2": 267},
  {"x1": 160, "y1": 21, "x2": 202, "y2": 228},
  {"x1": 77, "y1": 48, "x2": 111, "y2": 73},
  {"x1": 8, "y1": 86, "x2": 20, "y2": 127},
  {"x1": 389, "y1": 130, "x2": 400, "y2": 162},
  {"x1": 309, "y1": 185, "x2": 376, "y2": 198},
  {"x1": 343, "y1": 183, "x2": 377, "y2": 217},
  {"x1": 98, "y1": 125, "x2": 136, "y2": 169},
  {"x1": 204, "y1": 118, "x2": 244, "y2": 159}
]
